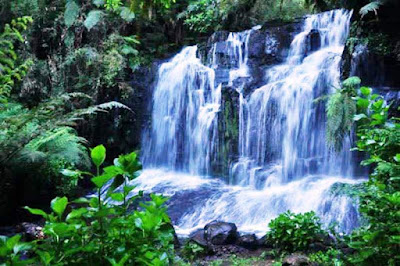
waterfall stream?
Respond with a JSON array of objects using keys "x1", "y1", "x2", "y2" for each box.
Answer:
[{"x1": 138, "y1": 9, "x2": 363, "y2": 236}]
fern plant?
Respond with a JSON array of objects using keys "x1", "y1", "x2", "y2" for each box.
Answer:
[
  {"x1": 0, "y1": 16, "x2": 33, "y2": 104},
  {"x1": 326, "y1": 77, "x2": 359, "y2": 151}
]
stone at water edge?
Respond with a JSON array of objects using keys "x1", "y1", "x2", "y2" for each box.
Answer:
[
  {"x1": 237, "y1": 234, "x2": 259, "y2": 250},
  {"x1": 189, "y1": 229, "x2": 208, "y2": 247},
  {"x1": 204, "y1": 221, "x2": 239, "y2": 245}
]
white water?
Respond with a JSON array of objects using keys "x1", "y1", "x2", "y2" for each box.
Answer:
[{"x1": 140, "y1": 10, "x2": 363, "y2": 236}]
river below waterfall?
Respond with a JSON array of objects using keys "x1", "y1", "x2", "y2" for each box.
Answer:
[{"x1": 136, "y1": 9, "x2": 366, "y2": 237}]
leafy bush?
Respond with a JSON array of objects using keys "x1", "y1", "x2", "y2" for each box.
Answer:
[
  {"x1": 180, "y1": 0, "x2": 221, "y2": 33},
  {"x1": 0, "y1": 145, "x2": 176, "y2": 265},
  {"x1": 266, "y1": 211, "x2": 325, "y2": 252},
  {"x1": 326, "y1": 77, "x2": 400, "y2": 265},
  {"x1": 345, "y1": 83, "x2": 400, "y2": 265},
  {"x1": 181, "y1": 241, "x2": 206, "y2": 262},
  {"x1": 181, "y1": 0, "x2": 311, "y2": 33},
  {"x1": 309, "y1": 248, "x2": 343, "y2": 266}
]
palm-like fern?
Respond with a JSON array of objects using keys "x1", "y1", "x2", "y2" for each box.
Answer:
[
  {"x1": 0, "y1": 16, "x2": 33, "y2": 103},
  {"x1": 17, "y1": 127, "x2": 89, "y2": 167},
  {"x1": 326, "y1": 77, "x2": 359, "y2": 151},
  {"x1": 360, "y1": 1, "x2": 382, "y2": 18},
  {"x1": 359, "y1": 0, "x2": 396, "y2": 18},
  {"x1": 0, "y1": 93, "x2": 130, "y2": 166}
]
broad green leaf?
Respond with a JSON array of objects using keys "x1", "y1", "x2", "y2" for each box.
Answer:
[
  {"x1": 6, "y1": 235, "x2": 21, "y2": 249},
  {"x1": 91, "y1": 173, "x2": 114, "y2": 188},
  {"x1": 51, "y1": 197, "x2": 68, "y2": 217},
  {"x1": 13, "y1": 242, "x2": 32, "y2": 254},
  {"x1": 360, "y1": 86, "x2": 371, "y2": 96},
  {"x1": 394, "y1": 154, "x2": 400, "y2": 162},
  {"x1": 91, "y1": 145, "x2": 106, "y2": 167},
  {"x1": 356, "y1": 98, "x2": 369, "y2": 109},
  {"x1": 66, "y1": 208, "x2": 88, "y2": 221},
  {"x1": 120, "y1": 7, "x2": 135, "y2": 22},
  {"x1": 123, "y1": 185, "x2": 135, "y2": 194},
  {"x1": 24, "y1": 207, "x2": 48, "y2": 218},
  {"x1": 354, "y1": 114, "x2": 367, "y2": 121},
  {"x1": 110, "y1": 193, "x2": 124, "y2": 202},
  {"x1": 72, "y1": 197, "x2": 90, "y2": 204},
  {"x1": 84, "y1": 10, "x2": 104, "y2": 31},
  {"x1": 64, "y1": 1, "x2": 80, "y2": 27}
]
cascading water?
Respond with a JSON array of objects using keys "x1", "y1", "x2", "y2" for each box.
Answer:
[
  {"x1": 142, "y1": 47, "x2": 221, "y2": 175},
  {"x1": 231, "y1": 10, "x2": 355, "y2": 187},
  {"x1": 138, "y1": 9, "x2": 363, "y2": 236}
]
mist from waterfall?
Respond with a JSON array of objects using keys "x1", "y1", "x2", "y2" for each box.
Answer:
[{"x1": 139, "y1": 9, "x2": 363, "y2": 236}]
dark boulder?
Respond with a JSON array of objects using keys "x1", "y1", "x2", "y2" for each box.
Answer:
[
  {"x1": 258, "y1": 234, "x2": 274, "y2": 248},
  {"x1": 237, "y1": 234, "x2": 259, "y2": 250},
  {"x1": 204, "y1": 221, "x2": 238, "y2": 245},
  {"x1": 189, "y1": 229, "x2": 208, "y2": 247}
]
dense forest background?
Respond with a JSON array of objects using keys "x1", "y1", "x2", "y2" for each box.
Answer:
[{"x1": 0, "y1": 0, "x2": 400, "y2": 265}]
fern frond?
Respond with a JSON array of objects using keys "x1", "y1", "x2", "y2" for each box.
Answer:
[
  {"x1": 326, "y1": 92, "x2": 356, "y2": 152},
  {"x1": 360, "y1": 1, "x2": 382, "y2": 18}
]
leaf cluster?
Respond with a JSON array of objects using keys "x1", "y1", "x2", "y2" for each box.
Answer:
[
  {"x1": 1, "y1": 145, "x2": 175, "y2": 265},
  {"x1": 266, "y1": 211, "x2": 326, "y2": 253}
]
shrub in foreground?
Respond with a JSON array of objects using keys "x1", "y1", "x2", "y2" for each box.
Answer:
[
  {"x1": 0, "y1": 145, "x2": 175, "y2": 265},
  {"x1": 266, "y1": 211, "x2": 326, "y2": 253}
]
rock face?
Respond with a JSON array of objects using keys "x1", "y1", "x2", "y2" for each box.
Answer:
[
  {"x1": 237, "y1": 234, "x2": 259, "y2": 250},
  {"x1": 204, "y1": 221, "x2": 239, "y2": 245},
  {"x1": 189, "y1": 229, "x2": 208, "y2": 247},
  {"x1": 340, "y1": 1, "x2": 400, "y2": 116}
]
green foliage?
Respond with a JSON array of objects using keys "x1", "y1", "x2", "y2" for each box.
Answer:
[
  {"x1": 326, "y1": 77, "x2": 359, "y2": 151},
  {"x1": 345, "y1": 82, "x2": 400, "y2": 265},
  {"x1": 8, "y1": 145, "x2": 176, "y2": 265},
  {"x1": 181, "y1": 241, "x2": 205, "y2": 262},
  {"x1": 180, "y1": 0, "x2": 221, "y2": 33},
  {"x1": 359, "y1": 1, "x2": 382, "y2": 18},
  {"x1": 346, "y1": 20, "x2": 393, "y2": 57},
  {"x1": 64, "y1": 1, "x2": 80, "y2": 27},
  {"x1": 0, "y1": 234, "x2": 34, "y2": 265},
  {"x1": 327, "y1": 77, "x2": 400, "y2": 265},
  {"x1": 329, "y1": 182, "x2": 366, "y2": 201},
  {"x1": 308, "y1": 248, "x2": 343, "y2": 266},
  {"x1": 0, "y1": 92, "x2": 130, "y2": 197},
  {"x1": 266, "y1": 211, "x2": 325, "y2": 252},
  {"x1": 181, "y1": 0, "x2": 311, "y2": 33},
  {"x1": 0, "y1": 16, "x2": 33, "y2": 103},
  {"x1": 84, "y1": 10, "x2": 105, "y2": 31}
]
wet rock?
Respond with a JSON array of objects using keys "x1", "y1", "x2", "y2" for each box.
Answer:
[
  {"x1": 210, "y1": 244, "x2": 248, "y2": 257},
  {"x1": 258, "y1": 235, "x2": 272, "y2": 248},
  {"x1": 341, "y1": 247, "x2": 356, "y2": 255},
  {"x1": 237, "y1": 234, "x2": 259, "y2": 250},
  {"x1": 18, "y1": 222, "x2": 44, "y2": 241},
  {"x1": 204, "y1": 221, "x2": 238, "y2": 245},
  {"x1": 306, "y1": 29, "x2": 321, "y2": 54},
  {"x1": 189, "y1": 229, "x2": 208, "y2": 247},
  {"x1": 282, "y1": 254, "x2": 311, "y2": 266},
  {"x1": 309, "y1": 242, "x2": 328, "y2": 252}
]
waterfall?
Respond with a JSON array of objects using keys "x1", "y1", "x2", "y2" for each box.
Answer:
[
  {"x1": 142, "y1": 47, "x2": 221, "y2": 175},
  {"x1": 138, "y1": 9, "x2": 363, "y2": 236},
  {"x1": 231, "y1": 9, "x2": 355, "y2": 187}
]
